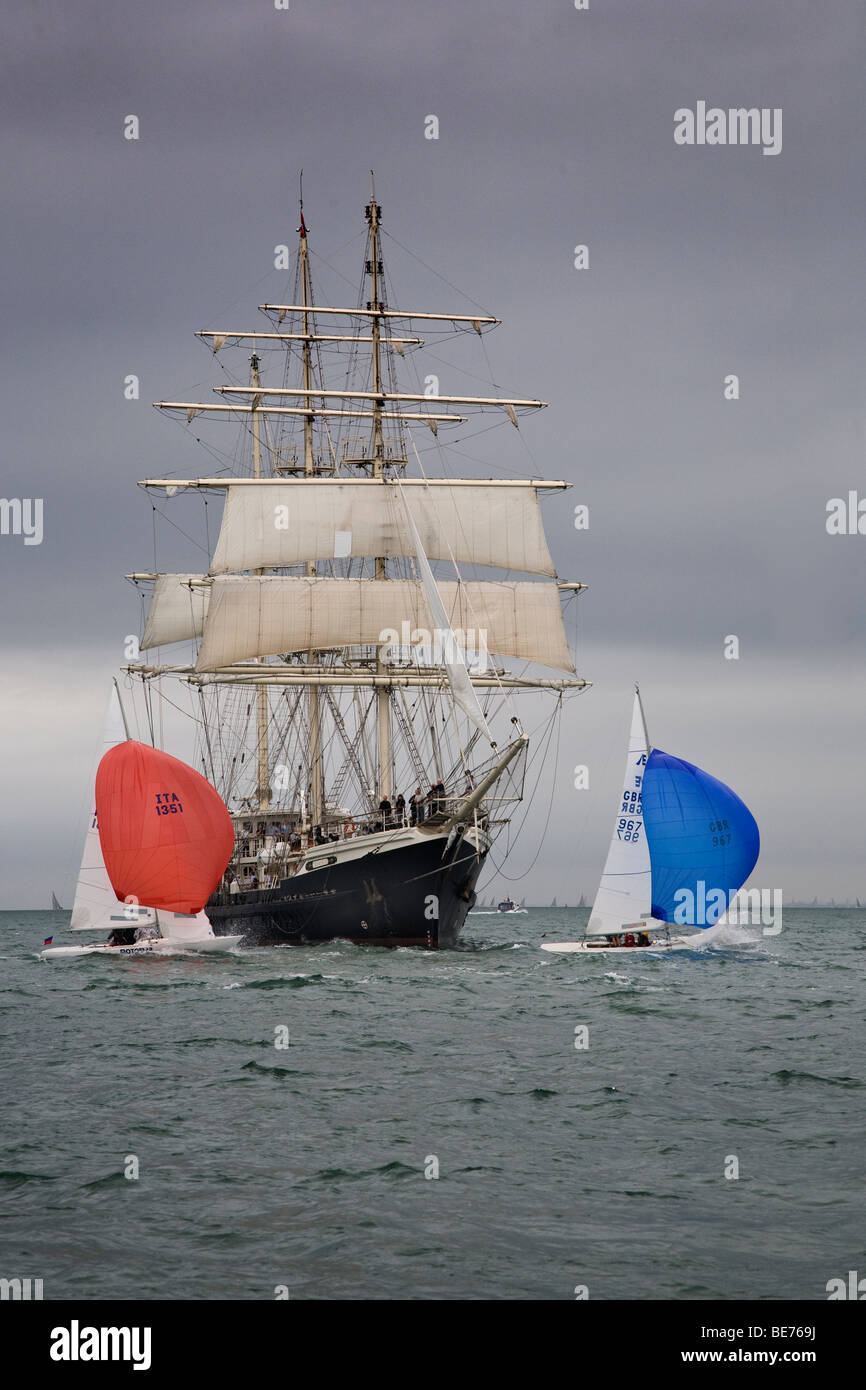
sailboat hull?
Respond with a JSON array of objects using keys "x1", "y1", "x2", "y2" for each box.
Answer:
[
  {"x1": 41, "y1": 936, "x2": 243, "y2": 961},
  {"x1": 540, "y1": 921, "x2": 731, "y2": 954},
  {"x1": 206, "y1": 826, "x2": 487, "y2": 947},
  {"x1": 542, "y1": 940, "x2": 664, "y2": 954}
]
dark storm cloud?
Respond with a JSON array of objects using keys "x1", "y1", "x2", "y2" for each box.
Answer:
[{"x1": 0, "y1": 0, "x2": 863, "y2": 904}]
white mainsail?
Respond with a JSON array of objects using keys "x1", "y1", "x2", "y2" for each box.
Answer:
[
  {"x1": 586, "y1": 690, "x2": 652, "y2": 937},
  {"x1": 69, "y1": 685, "x2": 158, "y2": 933}
]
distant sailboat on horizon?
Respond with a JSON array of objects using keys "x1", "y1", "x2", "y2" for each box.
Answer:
[{"x1": 50, "y1": 891, "x2": 63, "y2": 910}]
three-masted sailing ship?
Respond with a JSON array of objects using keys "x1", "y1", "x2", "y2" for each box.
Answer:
[{"x1": 123, "y1": 178, "x2": 588, "y2": 946}]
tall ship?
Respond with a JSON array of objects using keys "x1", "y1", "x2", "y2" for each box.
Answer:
[{"x1": 122, "y1": 178, "x2": 588, "y2": 946}]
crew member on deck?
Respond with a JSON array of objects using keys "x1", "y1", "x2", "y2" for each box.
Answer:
[{"x1": 108, "y1": 927, "x2": 136, "y2": 947}]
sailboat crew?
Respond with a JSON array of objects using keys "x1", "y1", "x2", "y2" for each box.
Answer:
[
  {"x1": 606, "y1": 929, "x2": 652, "y2": 949},
  {"x1": 107, "y1": 927, "x2": 136, "y2": 947}
]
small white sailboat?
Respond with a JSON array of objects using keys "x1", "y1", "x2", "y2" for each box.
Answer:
[
  {"x1": 42, "y1": 683, "x2": 242, "y2": 961},
  {"x1": 542, "y1": 687, "x2": 759, "y2": 954},
  {"x1": 42, "y1": 923, "x2": 242, "y2": 961}
]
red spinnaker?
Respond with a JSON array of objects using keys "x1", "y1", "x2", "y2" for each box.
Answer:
[{"x1": 96, "y1": 741, "x2": 235, "y2": 913}]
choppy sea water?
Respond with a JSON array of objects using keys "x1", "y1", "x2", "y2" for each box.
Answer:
[{"x1": 1, "y1": 907, "x2": 863, "y2": 1301}]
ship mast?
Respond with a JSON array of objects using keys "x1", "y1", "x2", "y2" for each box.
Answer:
[
  {"x1": 250, "y1": 351, "x2": 271, "y2": 811},
  {"x1": 367, "y1": 173, "x2": 391, "y2": 801},
  {"x1": 298, "y1": 192, "x2": 325, "y2": 827}
]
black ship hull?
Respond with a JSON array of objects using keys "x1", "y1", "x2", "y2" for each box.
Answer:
[{"x1": 206, "y1": 827, "x2": 486, "y2": 947}]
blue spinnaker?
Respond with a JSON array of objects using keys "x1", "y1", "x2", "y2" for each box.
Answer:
[{"x1": 642, "y1": 750, "x2": 760, "y2": 926}]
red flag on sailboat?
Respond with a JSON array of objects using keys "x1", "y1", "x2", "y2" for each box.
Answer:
[{"x1": 95, "y1": 742, "x2": 235, "y2": 913}]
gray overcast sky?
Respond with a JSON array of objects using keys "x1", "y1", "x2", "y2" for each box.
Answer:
[{"x1": 0, "y1": 0, "x2": 863, "y2": 906}]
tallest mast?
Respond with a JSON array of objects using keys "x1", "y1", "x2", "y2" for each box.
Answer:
[
  {"x1": 367, "y1": 173, "x2": 391, "y2": 800},
  {"x1": 299, "y1": 188, "x2": 325, "y2": 827},
  {"x1": 367, "y1": 175, "x2": 385, "y2": 474}
]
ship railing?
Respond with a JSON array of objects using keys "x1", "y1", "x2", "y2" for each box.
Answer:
[{"x1": 221, "y1": 796, "x2": 484, "y2": 894}]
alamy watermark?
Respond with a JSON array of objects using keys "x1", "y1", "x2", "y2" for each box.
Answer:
[
  {"x1": 1, "y1": 1276, "x2": 43, "y2": 1300},
  {"x1": 826, "y1": 1270, "x2": 866, "y2": 1299},
  {"x1": 0, "y1": 497, "x2": 43, "y2": 545},
  {"x1": 675, "y1": 103, "x2": 782, "y2": 157},
  {"x1": 50, "y1": 1321, "x2": 151, "y2": 1370},
  {"x1": 673, "y1": 881, "x2": 782, "y2": 935},
  {"x1": 379, "y1": 622, "x2": 489, "y2": 674},
  {"x1": 826, "y1": 492, "x2": 866, "y2": 534}
]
